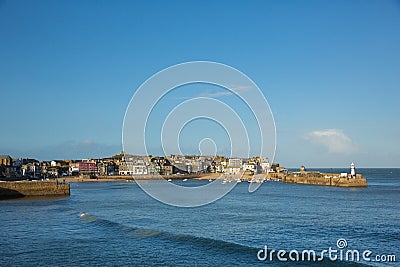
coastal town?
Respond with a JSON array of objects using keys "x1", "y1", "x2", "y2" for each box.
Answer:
[
  {"x1": 0, "y1": 152, "x2": 281, "y2": 180},
  {"x1": 0, "y1": 152, "x2": 367, "y2": 199}
]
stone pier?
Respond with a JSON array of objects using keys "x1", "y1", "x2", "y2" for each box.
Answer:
[{"x1": 0, "y1": 180, "x2": 70, "y2": 200}]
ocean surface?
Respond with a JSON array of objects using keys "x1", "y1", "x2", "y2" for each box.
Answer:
[{"x1": 1, "y1": 168, "x2": 399, "y2": 266}]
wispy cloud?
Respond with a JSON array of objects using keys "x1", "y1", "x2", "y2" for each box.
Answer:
[
  {"x1": 305, "y1": 129, "x2": 357, "y2": 154},
  {"x1": 198, "y1": 85, "x2": 251, "y2": 98},
  {"x1": 177, "y1": 85, "x2": 252, "y2": 100}
]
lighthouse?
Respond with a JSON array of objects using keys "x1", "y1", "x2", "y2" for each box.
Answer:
[{"x1": 350, "y1": 162, "x2": 356, "y2": 178}]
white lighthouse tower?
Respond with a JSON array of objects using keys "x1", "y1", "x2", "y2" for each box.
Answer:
[{"x1": 350, "y1": 162, "x2": 356, "y2": 178}]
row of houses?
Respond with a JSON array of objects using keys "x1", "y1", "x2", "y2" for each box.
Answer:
[
  {"x1": 118, "y1": 155, "x2": 274, "y2": 176},
  {"x1": 118, "y1": 155, "x2": 214, "y2": 176},
  {"x1": 0, "y1": 154, "x2": 124, "y2": 179},
  {"x1": 0, "y1": 153, "x2": 277, "y2": 179}
]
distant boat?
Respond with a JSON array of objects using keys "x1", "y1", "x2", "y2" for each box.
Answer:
[
  {"x1": 167, "y1": 179, "x2": 172, "y2": 182},
  {"x1": 183, "y1": 179, "x2": 188, "y2": 182},
  {"x1": 208, "y1": 179, "x2": 212, "y2": 182}
]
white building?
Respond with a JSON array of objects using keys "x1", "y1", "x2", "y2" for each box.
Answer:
[
  {"x1": 243, "y1": 162, "x2": 256, "y2": 172},
  {"x1": 119, "y1": 159, "x2": 148, "y2": 175},
  {"x1": 228, "y1": 158, "x2": 242, "y2": 167},
  {"x1": 131, "y1": 164, "x2": 148, "y2": 175},
  {"x1": 226, "y1": 166, "x2": 241, "y2": 175},
  {"x1": 259, "y1": 157, "x2": 270, "y2": 173},
  {"x1": 225, "y1": 158, "x2": 243, "y2": 174}
]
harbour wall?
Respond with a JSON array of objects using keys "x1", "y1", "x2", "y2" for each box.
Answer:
[
  {"x1": 283, "y1": 175, "x2": 367, "y2": 187},
  {"x1": 0, "y1": 181, "x2": 70, "y2": 199}
]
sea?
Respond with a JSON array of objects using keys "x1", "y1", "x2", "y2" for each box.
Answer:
[{"x1": 1, "y1": 168, "x2": 399, "y2": 266}]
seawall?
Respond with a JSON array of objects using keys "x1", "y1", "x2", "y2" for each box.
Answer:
[
  {"x1": 283, "y1": 175, "x2": 367, "y2": 187},
  {"x1": 0, "y1": 180, "x2": 70, "y2": 200}
]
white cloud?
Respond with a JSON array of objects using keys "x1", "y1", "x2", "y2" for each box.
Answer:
[{"x1": 305, "y1": 129, "x2": 357, "y2": 154}]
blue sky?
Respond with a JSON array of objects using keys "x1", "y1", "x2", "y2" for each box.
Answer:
[{"x1": 0, "y1": 0, "x2": 399, "y2": 167}]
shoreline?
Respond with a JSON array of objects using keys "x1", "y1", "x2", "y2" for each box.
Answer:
[
  {"x1": 61, "y1": 173, "x2": 224, "y2": 183},
  {"x1": 2, "y1": 171, "x2": 368, "y2": 188}
]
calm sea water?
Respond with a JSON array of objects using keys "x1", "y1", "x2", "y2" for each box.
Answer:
[{"x1": 1, "y1": 168, "x2": 399, "y2": 266}]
